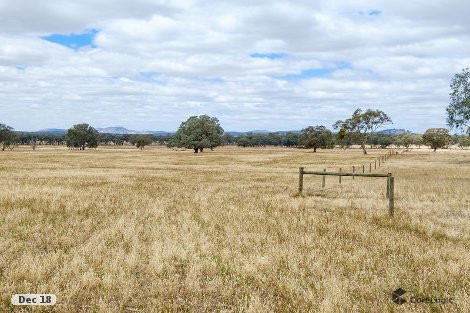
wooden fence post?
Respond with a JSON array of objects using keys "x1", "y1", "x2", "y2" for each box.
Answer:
[
  {"x1": 369, "y1": 163, "x2": 372, "y2": 172},
  {"x1": 386, "y1": 173, "x2": 390, "y2": 198},
  {"x1": 388, "y1": 175, "x2": 394, "y2": 217},
  {"x1": 362, "y1": 164, "x2": 365, "y2": 173},
  {"x1": 375, "y1": 160, "x2": 377, "y2": 169},
  {"x1": 378, "y1": 158, "x2": 381, "y2": 166},
  {"x1": 297, "y1": 169, "x2": 395, "y2": 217},
  {"x1": 352, "y1": 166, "x2": 355, "y2": 180}
]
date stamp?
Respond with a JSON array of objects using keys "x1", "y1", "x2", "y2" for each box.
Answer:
[{"x1": 11, "y1": 294, "x2": 56, "y2": 306}]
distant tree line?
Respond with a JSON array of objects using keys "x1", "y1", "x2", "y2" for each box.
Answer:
[
  {"x1": 13, "y1": 131, "x2": 173, "y2": 147},
  {"x1": 228, "y1": 131, "x2": 470, "y2": 149},
  {"x1": 2, "y1": 123, "x2": 469, "y2": 152}
]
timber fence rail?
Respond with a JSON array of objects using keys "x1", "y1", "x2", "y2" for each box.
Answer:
[
  {"x1": 298, "y1": 169, "x2": 395, "y2": 216},
  {"x1": 297, "y1": 149, "x2": 402, "y2": 217}
]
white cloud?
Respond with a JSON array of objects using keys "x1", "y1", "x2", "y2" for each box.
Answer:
[{"x1": 0, "y1": 0, "x2": 469, "y2": 132}]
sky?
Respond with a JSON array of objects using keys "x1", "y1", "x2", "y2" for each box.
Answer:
[{"x1": 0, "y1": 0, "x2": 469, "y2": 132}]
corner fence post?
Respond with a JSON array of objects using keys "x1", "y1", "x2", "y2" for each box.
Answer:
[
  {"x1": 388, "y1": 175, "x2": 395, "y2": 217},
  {"x1": 298, "y1": 167, "x2": 304, "y2": 193},
  {"x1": 322, "y1": 168, "x2": 326, "y2": 188},
  {"x1": 386, "y1": 174, "x2": 390, "y2": 198}
]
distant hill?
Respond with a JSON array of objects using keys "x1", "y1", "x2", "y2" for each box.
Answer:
[
  {"x1": 35, "y1": 128, "x2": 67, "y2": 134},
  {"x1": 376, "y1": 129, "x2": 414, "y2": 135},
  {"x1": 273, "y1": 130, "x2": 302, "y2": 135},
  {"x1": 96, "y1": 127, "x2": 143, "y2": 134},
  {"x1": 20, "y1": 127, "x2": 415, "y2": 136},
  {"x1": 96, "y1": 127, "x2": 173, "y2": 135},
  {"x1": 146, "y1": 130, "x2": 174, "y2": 135},
  {"x1": 18, "y1": 127, "x2": 173, "y2": 135},
  {"x1": 226, "y1": 130, "x2": 302, "y2": 136}
]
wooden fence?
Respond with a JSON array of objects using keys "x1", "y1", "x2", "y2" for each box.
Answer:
[
  {"x1": 298, "y1": 169, "x2": 395, "y2": 216},
  {"x1": 297, "y1": 150, "x2": 399, "y2": 217}
]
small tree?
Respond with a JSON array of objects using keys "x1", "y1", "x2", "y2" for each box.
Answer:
[
  {"x1": 377, "y1": 135, "x2": 393, "y2": 149},
  {"x1": 458, "y1": 135, "x2": 470, "y2": 149},
  {"x1": 336, "y1": 128, "x2": 353, "y2": 149},
  {"x1": 300, "y1": 125, "x2": 333, "y2": 152},
  {"x1": 0, "y1": 123, "x2": 19, "y2": 150},
  {"x1": 31, "y1": 137, "x2": 37, "y2": 150},
  {"x1": 398, "y1": 133, "x2": 414, "y2": 149},
  {"x1": 422, "y1": 128, "x2": 451, "y2": 152},
  {"x1": 447, "y1": 67, "x2": 470, "y2": 131},
  {"x1": 169, "y1": 115, "x2": 224, "y2": 153},
  {"x1": 223, "y1": 133, "x2": 236, "y2": 145},
  {"x1": 66, "y1": 123, "x2": 99, "y2": 150},
  {"x1": 236, "y1": 136, "x2": 250, "y2": 147},
  {"x1": 281, "y1": 133, "x2": 300, "y2": 147},
  {"x1": 333, "y1": 108, "x2": 392, "y2": 154},
  {"x1": 133, "y1": 135, "x2": 153, "y2": 150},
  {"x1": 411, "y1": 134, "x2": 423, "y2": 148}
]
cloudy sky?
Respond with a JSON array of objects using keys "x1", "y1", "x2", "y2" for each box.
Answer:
[{"x1": 0, "y1": 0, "x2": 469, "y2": 132}]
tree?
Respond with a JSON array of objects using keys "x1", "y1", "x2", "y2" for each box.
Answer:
[
  {"x1": 236, "y1": 136, "x2": 250, "y2": 147},
  {"x1": 422, "y1": 128, "x2": 451, "y2": 152},
  {"x1": 377, "y1": 135, "x2": 393, "y2": 149},
  {"x1": 133, "y1": 135, "x2": 153, "y2": 150},
  {"x1": 223, "y1": 133, "x2": 236, "y2": 145},
  {"x1": 411, "y1": 134, "x2": 423, "y2": 148},
  {"x1": 458, "y1": 135, "x2": 470, "y2": 149},
  {"x1": 300, "y1": 125, "x2": 333, "y2": 152},
  {"x1": 281, "y1": 133, "x2": 300, "y2": 147},
  {"x1": 367, "y1": 134, "x2": 381, "y2": 148},
  {"x1": 336, "y1": 128, "x2": 353, "y2": 149},
  {"x1": 31, "y1": 137, "x2": 38, "y2": 150},
  {"x1": 170, "y1": 115, "x2": 224, "y2": 153},
  {"x1": 398, "y1": 133, "x2": 414, "y2": 149},
  {"x1": 66, "y1": 123, "x2": 99, "y2": 150},
  {"x1": 0, "y1": 123, "x2": 19, "y2": 150},
  {"x1": 447, "y1": 67, "x2": 470, "y2": 131},
  {"x1": 334, "y1": 108, "x2": 392, "y2": 154}
]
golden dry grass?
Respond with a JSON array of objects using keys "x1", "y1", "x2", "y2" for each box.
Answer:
[{"x1": 0, "y1": 146, "x2": 469, "y2": 312}]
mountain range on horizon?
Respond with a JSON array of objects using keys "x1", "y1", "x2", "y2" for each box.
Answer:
[{"x1": 22, "y1": 127, "x2": 415, "y2": 136}]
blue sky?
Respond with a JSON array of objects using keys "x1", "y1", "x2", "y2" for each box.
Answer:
[
  {"x1": 42, "y1": 29, "x2": 98, "y2": 49},
  {"x1": 0, "y1": 1, "x2": 468, "y2": 132},
  {"x1": 250, "y1": 53, "x2": 286, "y2": 59},
  {"x1": 278, "y1": 62, "x2": 352, "y2": 80}
]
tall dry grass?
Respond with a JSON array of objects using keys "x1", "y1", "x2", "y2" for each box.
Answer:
[{"x1": 0, "y1": 146, "x2": 469, "y2": 312}]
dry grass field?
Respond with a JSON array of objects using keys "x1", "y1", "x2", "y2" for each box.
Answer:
[{"x1": 1, "y1": 146, "x2": 469, "y2": 312}]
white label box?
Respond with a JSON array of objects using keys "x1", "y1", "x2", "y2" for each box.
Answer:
[{"x1": 11, "y1": 294, "x2": 56, "y2": 305}]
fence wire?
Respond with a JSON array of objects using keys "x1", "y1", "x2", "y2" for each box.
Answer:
[
  {"x1": 300, "y1": 149, "x2": 405, "y2": 193},
  {"x1": 306, "y1": 176, "x2": 385, "y2": 193}
]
